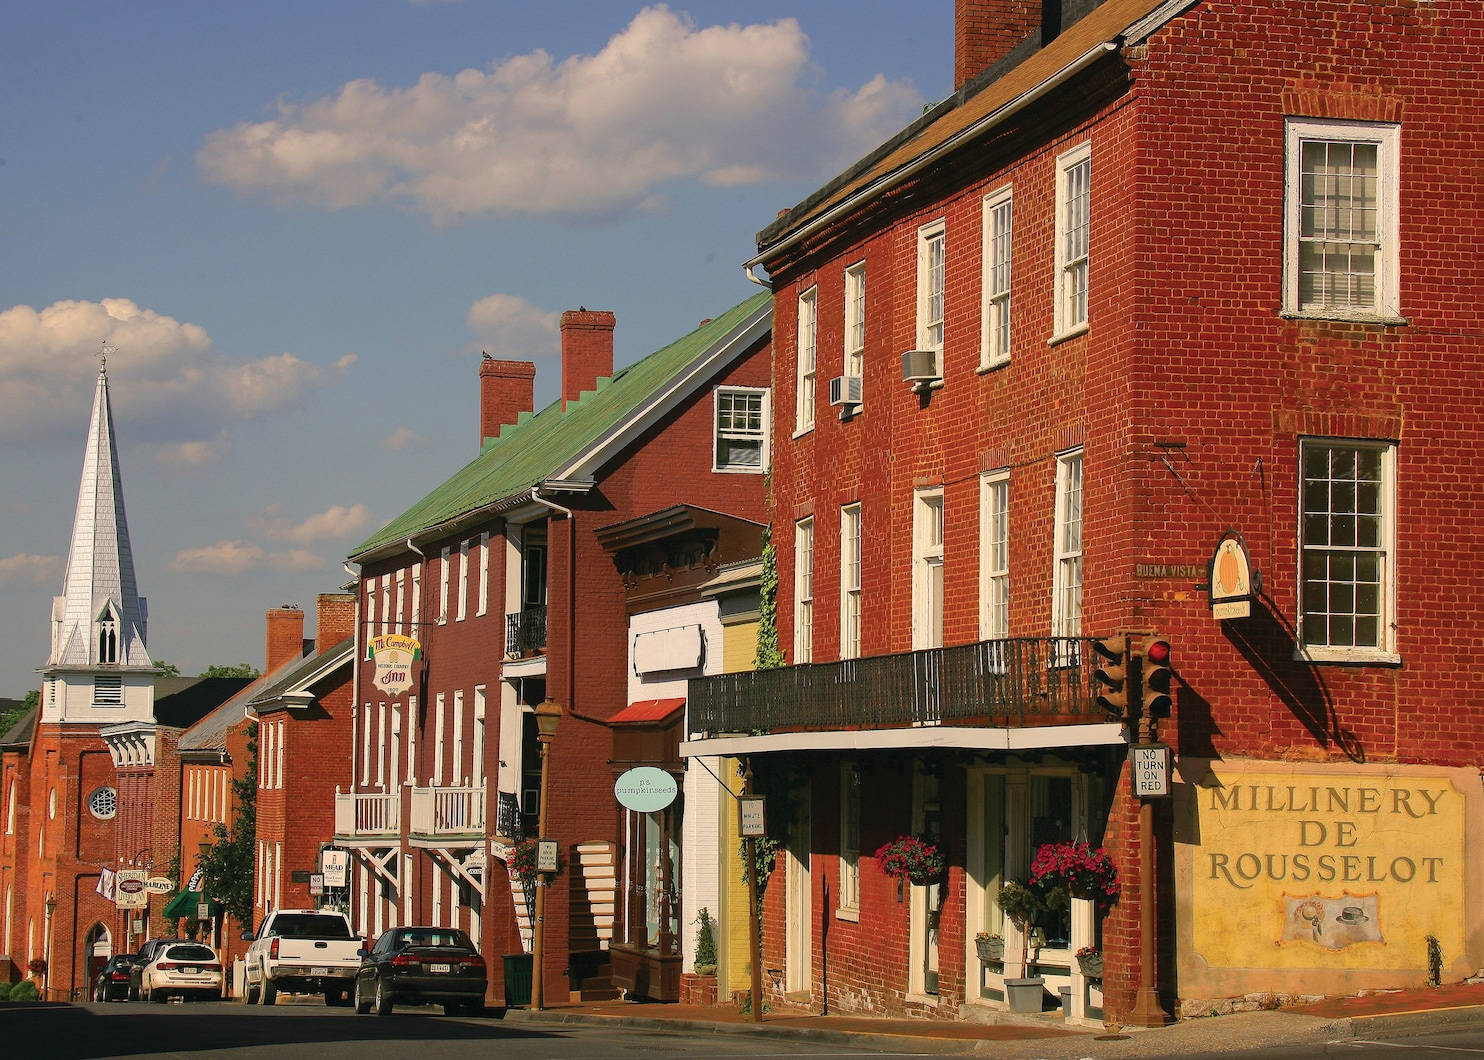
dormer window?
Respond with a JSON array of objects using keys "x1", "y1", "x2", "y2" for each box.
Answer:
[{"x1": 98, "y1": 615, "x2": 118, "y2": 663}]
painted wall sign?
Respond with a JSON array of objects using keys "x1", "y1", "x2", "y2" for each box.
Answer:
[
  {"x1": 367, "y1": 633, "x2": 421, "y2": 696},
  {"x1": 614, "y1": 766, "x2": 678, "y2": 813},
  {"x1": 1135, "y1": 564, "x2": 1203, "y2": 579},
  {"x1": 1209, "y1": 531, "x2": 1255, "y2": 619},
  {"x1": 1180, "y1": 760, "x2": 1480, "y2": 990}
]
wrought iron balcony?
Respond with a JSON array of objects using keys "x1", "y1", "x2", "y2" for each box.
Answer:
[
  {"x1": 505, "y1": 605, "x2": 548, "y2": 657},
  {"x1": 687, "y1": 637, "x2": 1114, "y2": 736},
  {"x1": 494, "y1": 790, "x2": 525, "y2": 842}
]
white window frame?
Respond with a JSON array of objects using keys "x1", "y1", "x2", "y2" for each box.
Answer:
[
  {"x1": 377, "y1": 705, "x2": 387, "y2": 788},
  {"x1": 980, "y1": 471, "x2": 1010, "y2": 640},
  {"x1": 913, "y1": 488, "x2": 945, "y2": 651},
  {"x1": 381, "y1": 575, "x2": 391, "y2": 635},
  {"x1": 395, "y1": 568, "x2": 406, "y2": 634},
  {"x1": 433, "y1": 692, "x2": 446, "y2": 785},
  {"x1": 714, "y1": 386, "x2": 770, "y2": 473},
  {"x1": 456, "y1": 540, "x2": 469, "y2": 622},
  {"x1": 411, "y1": 564, "x2": 421, "y2": 629},
  {"x1": 840, "y1": 503, "x2": 862, "y2": 661},
  {"x1": 981, "y1": 187, "x2": 1013, "y2": 368},
  {"x1": 406, "y1": 695, "x2": 418, "y2": 785},
  {"x1": 1283, "y1": 118, "x2": 1401, "y2": 321},
  {"x1": 275, "y1": 719, "x2": 285, "y2": 789},
  {"x1": 1051, "y1": 450, "x2": 1083, "y2": 642},
  {"x1": 439, "y1": 547, "x2": 450, "y2": 621},
  {"x1": 1298, "y1": 438, "x2": 1398, "y2": 661},
  {"x1": 794, "y1": 517, "x2": 814, "y2": 663},
  {"x1": 453, "y1": 689, "x2": 465, "y2": 786},
  {"x1": 477, "y1": 533, "x2": 490, "y2": 617},
  {"x1": 916, "y1": 220, "x2": 946, "y2": 369},
  {"x1": 838, "y1": 761, "x2": 861, "y2": 919},
  {"x1": 1053, "y1": 143, "x2": 1091, "y2": 340},
  {"x1": 795, "y1": 287, "x2": 817, "y2": 435},
  {"x1": 843, "y1": 261, "x2": 866, "y2": 382}
]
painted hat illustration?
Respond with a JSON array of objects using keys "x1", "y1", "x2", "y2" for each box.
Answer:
[{"x1": 1335, "y1": 906, "x2": 1370, "y2": 924}]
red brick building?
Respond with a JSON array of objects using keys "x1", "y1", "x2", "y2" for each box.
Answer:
[
  {"x1": 340, "y1": 294, "x2": 771, "y2": 1006},
  {"x1": 686, "y1": 0, "x2": 1484, "y2": 1025}
]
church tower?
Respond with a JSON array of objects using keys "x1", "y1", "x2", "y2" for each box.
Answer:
[{"x1": 41, "y1": 361, "x2": 154, "y2": 724}]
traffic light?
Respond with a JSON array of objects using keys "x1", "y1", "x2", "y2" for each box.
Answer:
[
  {"x1": 1092, "y1": 635, "x2": 1131, "y2": 717},
  {"x1": 1142, "y1": 637, "x2": 1173, "y2": 717}
]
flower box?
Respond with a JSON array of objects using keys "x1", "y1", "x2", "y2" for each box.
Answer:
[
  {"x1": 1077, "y1": 953, "x2": 1103, "y2": 978},
  {"x1": 975, "y1": 936, "x2": 1004, "y2": 962}
]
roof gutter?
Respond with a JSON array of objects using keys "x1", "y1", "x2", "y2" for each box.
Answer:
[{"x1": 744, "y1": 40, "x2": 1118, "y2": 278}]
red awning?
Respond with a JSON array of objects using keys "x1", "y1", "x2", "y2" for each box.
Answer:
[{"x1": 609, "y1": 697, "x2": 685, "y2": 725}]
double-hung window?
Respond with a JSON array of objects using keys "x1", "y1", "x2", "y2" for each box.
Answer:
[
  {"x1": 840, "y1": 503, "x2": 862, "y2": 660},
  {"x1": 981, "y1": 188, "x2": 1013, "y2": 367},
  {"x1": 1054, "y1": 144, "x2": 1091, "y2": 338},
  {"x1": 796, "y1": 287, "x2": 817, "y2": 434},
  {"x1": 794, "y1": 518, "x2": 814, "y2": 663},
  {"x1": 913, "y1": 489, "x2": 945, "y2": 650},
  {"x1": 980, "y1": 472, "x2": 1009, "y2": 641},
  {"x1": 1299, "y1": 439, "x2": 1396, "y2": 659},
  {"x1": 1051, "y1": 451, "x2": 1083, "y2": 644},
  {"x1": 715, "y1": 386, "x2": 769, "y2": 472},
  {"x1": 844, "y1": 262, "x2": 866, "y2": 383},
  {"x1": 1285, "y1": 119, "x2": 1400, "y2": 320},
  {"x1": 917, "y1": 221, "x2": 946, "y2": 372},
  {"x1": 838, "y1": 762, "x2": 861, "y2": 918}
]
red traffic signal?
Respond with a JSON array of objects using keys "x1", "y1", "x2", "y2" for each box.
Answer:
[{"x1": 1142, "y1": 638, "x2": 1173, "y2": 717}]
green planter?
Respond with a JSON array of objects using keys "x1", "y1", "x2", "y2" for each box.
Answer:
[{"x1": 502, "y1": 954, "x2": 533, "y2": 1008}]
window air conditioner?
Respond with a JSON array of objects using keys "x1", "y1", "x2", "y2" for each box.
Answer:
[
  {"x1": 828, "y1": 375, "x2": 863, "y2": 406},
  {"x1": 901, "y1": 349, "x2": 940, "y2": 382}
]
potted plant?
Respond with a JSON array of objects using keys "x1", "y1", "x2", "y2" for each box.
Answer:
[
  {"x1": 1076, "y1": 944, "x2": 1103, "y2": 978},
  {"x1": 997, "y1": 880, "x2": 1045, "y2": 1013},
  {"x1": 974, "y1": 931, "x2": 1004, "y2": 962},
  {"x1": 694, "y1": 907, "x2": 718, "y2": 976},
  {"x1": 1029, "y1": 841, "x2": 1120, "y2": 911},
  {"x1": 875, "y1": 835, "x2": 946, "y2": 899},
  {"x1": 26, "y1": 957, "x2": 46, "y2": 984}
]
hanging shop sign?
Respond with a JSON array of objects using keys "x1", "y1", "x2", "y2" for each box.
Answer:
[
  {"x1": 367, "y1": 633, "x2": 421, "y2": 696},
  {"x1": 321, "y1": 849, "x2": 350, "y2": 888},
  {"x1": 536, "y1": 840, "x2": 559, "y2": 874},
  {"x1": 1209, "y1": 531, "x2": 1257, "y2": 620},
  {"x1": 145, "y1": 876, "x2": 173, "y2": 894},
  {"x1": 187, "y1": 868, "x2": 205, "y2": 892},
  {"x1": 614, "y1": 766, "x2": 678, "y2": 813},
  {"x1": 739, "y1": 796, "x2": 767, "y2": 837},
  {"x1": 115, "y1": 870, "x2": 148, "y2": 909}
]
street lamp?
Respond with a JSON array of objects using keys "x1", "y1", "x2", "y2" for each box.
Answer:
[
  {"x1": 43, "y1": 894, "x2": 57, "y2": 998},
  {"x1": 530, "y1": 698, "x2": 562, "y2": 1011}
]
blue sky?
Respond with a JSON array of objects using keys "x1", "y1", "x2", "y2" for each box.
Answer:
[{"x1": 0, "y1": 1, "x2": 951, "y2": 696}]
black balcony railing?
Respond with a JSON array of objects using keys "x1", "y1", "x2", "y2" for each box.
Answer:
[
  {"x1": 495, "y1": 791, "x2": 524, "y2": 841},
  {"x1": 505, "y1": 605, "x2": 548, "y2": 657},
  {"x1": 688, "y1": 637, "x2": 1113, "y2": 736}
]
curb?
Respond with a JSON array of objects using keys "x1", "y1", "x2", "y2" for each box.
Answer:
[
  {"x1": 1323, "y1": 1002, "x2": 1484, "y2": 1040},
  {"x1": 502, "y1": 1008, "x2": 1013, "y2": 1054}
]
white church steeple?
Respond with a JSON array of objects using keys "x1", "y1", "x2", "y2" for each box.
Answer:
[{"x1": 42, "y1": 359, "x2": 154, "y2": 722}]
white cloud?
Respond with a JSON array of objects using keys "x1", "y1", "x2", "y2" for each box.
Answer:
[
  {"x1": 384, "y1": 426, "x2": 426, "y2": 450},
  {"x1": 197, "y1": 5, "x2": 922, "y2": 222},
  {"x1": 0, "y1": 553, "x2": 63, "y2": 584},
  {"x1": 467, "y1": 293, "x2": 558, "y2": 360},
  {"x1": 0, "y1": 297, "x2": 349, "y2": 444},
  {"x1": 151, "y1": 440, "x2": 225, "y2": 467},
  {"x1": 274, "y1": 503, "x2": 374, "y2": 545},
  {"x1": 169, "y1": 539, "x2": 326, "y2": 574}
]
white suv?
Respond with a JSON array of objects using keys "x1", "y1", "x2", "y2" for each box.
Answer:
[{"x1": 138, "y1": 941, "x2": 223, "y2": 1002}]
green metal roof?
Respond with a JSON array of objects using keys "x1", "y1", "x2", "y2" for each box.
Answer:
[{"x1": 350, "y1": 291, "x2": 770, "y2": 562}]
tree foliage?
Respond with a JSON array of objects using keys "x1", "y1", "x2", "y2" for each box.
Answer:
[
  {"x1": 202, "y1": 662, "x2": 261, "y2": 679},
  {"x1": 197, "y1": 735, "x2": 257, "y2": 927},
  {"x1": 753, "y1": 524, "x2": 785, "y2": 670},
  {"x1": 153, "y1": 661, "x2": 182, "y2": 677}
]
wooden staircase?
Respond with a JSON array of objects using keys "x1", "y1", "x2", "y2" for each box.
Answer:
[{"x1": 568, "y1": 840, "x2": 620, "y2": 1001}]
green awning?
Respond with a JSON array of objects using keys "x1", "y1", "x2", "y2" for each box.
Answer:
[{"x1": 161, "y1": 889, "x2": 202, "y2": 919}]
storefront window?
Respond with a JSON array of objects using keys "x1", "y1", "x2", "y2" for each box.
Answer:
[{"x1": 1030, "y1": 775, "x2": 1073, "y2": 949}]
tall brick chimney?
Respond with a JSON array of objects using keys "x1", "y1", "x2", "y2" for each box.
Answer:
[
  {"x1": 559, "y1": 309, "x2": 615, "y2": 411},
  {"x1": 265, "y1": 604, "x2": 305, "y2": 674},
  {"x1": 315, "y1": 592, "x2": 355, "y2": 653},
  {"x1": 479, "y1": 358, "x2": 537, "y2": 447},
  {"x1": 955, "y1": 0, "x2": 1046, "y2": 91}
]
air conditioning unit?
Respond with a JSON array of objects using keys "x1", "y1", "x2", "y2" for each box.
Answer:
[
  {"x1": 829, "y1": 374, "x2": 863, "y2": 406},
  {"x1": 901, "y1": 349, "x2": 940, "y2": 383}
]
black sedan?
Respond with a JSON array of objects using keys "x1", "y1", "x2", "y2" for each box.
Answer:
[
  {"x1": 353, "y1": 927, "x2": 487, "y2": 1016},
  {"x1": 92, "y1": 954, "x2": 137, "y2": 1001}
]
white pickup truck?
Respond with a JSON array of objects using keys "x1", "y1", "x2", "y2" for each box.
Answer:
[{"x1": 241, "y1": 908, "x2": 363, "y2": 1005}]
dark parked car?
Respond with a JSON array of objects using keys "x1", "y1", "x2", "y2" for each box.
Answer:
[
  {"x1": 353, "y1": 927, "x2": 487, "y2": 1016},
  {"x1": 128, "y1": 938, "x2": 185, "y2": 1001},
  {"x1": 92, "y1": 953, "x2": 137, "y2": 1001}
]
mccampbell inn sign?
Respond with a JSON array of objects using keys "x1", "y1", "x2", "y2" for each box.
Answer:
[{"x1": 1176, "y1": 759, "x2": 1482, "y2": 996}]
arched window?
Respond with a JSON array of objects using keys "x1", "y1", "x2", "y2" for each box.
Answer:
[{"x1": 98, "y1": 616, "x2": 118, "y2": 663}]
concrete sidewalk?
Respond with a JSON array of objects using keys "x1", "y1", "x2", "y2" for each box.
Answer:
[{"x1": 502, "y1": 982, "x2": 1484, "y2": 1057}]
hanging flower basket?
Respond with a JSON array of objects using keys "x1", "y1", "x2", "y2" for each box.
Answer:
[
  {"x1": 1075, "y1": 945, "x2": 1103, "y2": 978},
  {"x1": 27, "y1": 957, "x2": 47, "y2": 982},
  {"x1": 1029, "y1": 841, "x2": 1120, "y2": 911},
  {"x1": 875, "y1": 835, "x2": 946, "y2": 889}
]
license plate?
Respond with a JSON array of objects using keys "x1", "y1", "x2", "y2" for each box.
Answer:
[
  {"x1": 428, "y1": 963, "x2": 451, "y2": 974},
  {"x1": 183, "y1": 967, "x2": 199, "y2": 974},
  {"x1": 312, "y1": 967, "x2": 330, "y2": 976}
]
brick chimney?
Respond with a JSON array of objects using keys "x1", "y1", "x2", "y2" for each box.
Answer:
[
  {"x1": 559, "y1": 309, "x2": 615, "y2": 411},
  {"x1": 955, "y1": 0, "x2": 1045, "y2": 91},
  {"x1": 266, "y1": 604, "x2": 305, "y2": 673},
  {"x1": 315, "y1": 593, "x2": 355, "y2": 653},
  {"x1": 479, "y1": 357, "x2": 536, "y2": 447}
]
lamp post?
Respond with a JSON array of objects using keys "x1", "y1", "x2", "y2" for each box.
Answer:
[
  {"x1": 43, "y1": 893, "x2": 57, "y2": 997},
  {"x1": 530, "y1": 698, "x2": 562, "y2": 1011}
]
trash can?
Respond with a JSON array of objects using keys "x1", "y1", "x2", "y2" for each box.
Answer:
[
  {"x1": 1059, "y1": 985, "x2": 1073, "y2": 1018},
  {"x1": 503, "y1": 954, "x2": 533, "y2": 1008}
]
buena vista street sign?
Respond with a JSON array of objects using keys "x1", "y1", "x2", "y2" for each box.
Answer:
[{"x1": 614, "y1": 767, "x2": 678, "y2": 813}]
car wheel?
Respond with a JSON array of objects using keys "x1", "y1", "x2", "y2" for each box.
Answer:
[
  {"x1": 244, "y1": 980, "x2": 258, "y2": 1005},
  {"x1": 153, "y1": 987, "x2": 168, "y2": 1004},
  {"x1": 354, "y1": 979, "x2": 371, "y2": 1015},
  {"x1": 373, "y1": 977, "x2": 392, "y2": 1016},
  {"x1": 260, "y1": 976, "x2": 277, "y2": 1006}
]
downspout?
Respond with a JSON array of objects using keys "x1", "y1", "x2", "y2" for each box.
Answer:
[{"x1": 527, "y1": 487, "x2": 606, "y2": 726}]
